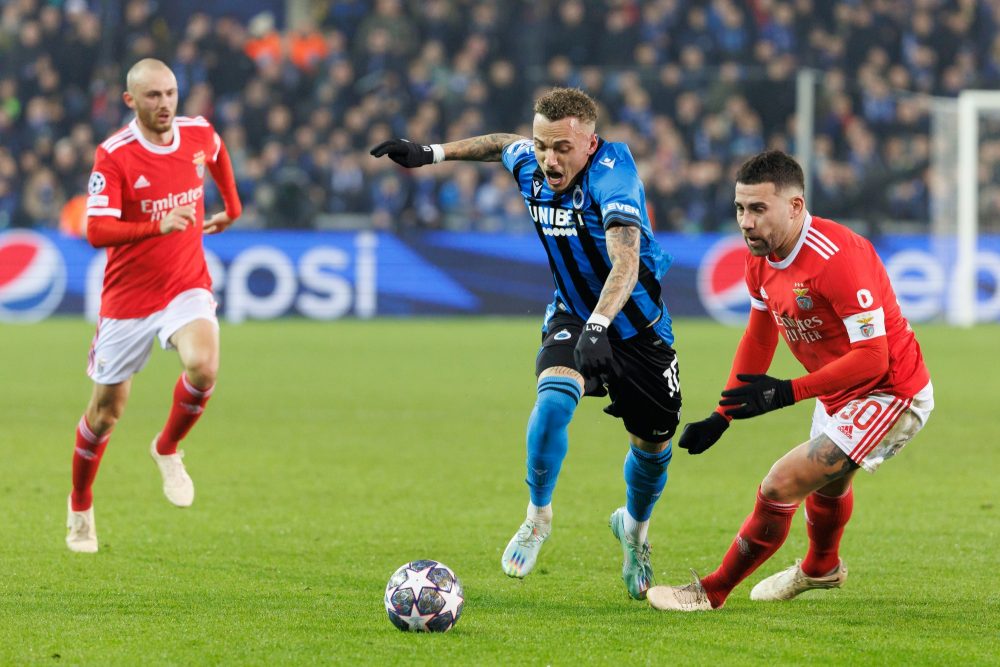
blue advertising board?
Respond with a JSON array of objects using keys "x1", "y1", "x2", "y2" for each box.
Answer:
[{"x1": 1, "y1": 229, "x2": 997, "y2": 324}]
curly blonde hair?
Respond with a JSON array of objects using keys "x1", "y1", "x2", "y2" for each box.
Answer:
[{"x1": 533, "y1": 87, "x2": 598, "y2": 124}]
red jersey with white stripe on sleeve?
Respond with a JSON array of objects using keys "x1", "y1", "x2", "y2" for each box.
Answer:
[
  {"x1": 744, "y1": 214, "x2": 930, "y2": 412},
  {"x1": 86, "y1": 115, "x2": 223, "y2": 319}
]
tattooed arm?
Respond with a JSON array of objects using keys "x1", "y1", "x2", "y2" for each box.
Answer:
[
  {"x1": 592, "y1": 225, "x2": 641, "y2": 321},
  {"x1": 442, "y1": 134, "x2": 526, "y2": 162}
]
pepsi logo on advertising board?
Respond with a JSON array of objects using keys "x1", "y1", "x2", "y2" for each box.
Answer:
[
  {"x1": 697, "y1": 235, "x2": 751, "y2": 325},
  {"x1": 0, "y1": 230, "x2": 67, "y2": 322}
]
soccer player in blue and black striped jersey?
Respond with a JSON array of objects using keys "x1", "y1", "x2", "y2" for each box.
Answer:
[{"x1": 371, "y1": 88, "x2": 682, "y2": 601}]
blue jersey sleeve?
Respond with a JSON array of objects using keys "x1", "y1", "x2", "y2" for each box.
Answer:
[
  {"x1": 501, "y1": 138, "x2": 535, "y2": 176},
  {"x1": 590, "y1": 144, "x2": 643, "y2": 230}
]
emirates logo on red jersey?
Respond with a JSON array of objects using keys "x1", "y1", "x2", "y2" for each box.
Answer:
[{"x1": 139, "y1": 185, "x2": 204, "y2": 221}]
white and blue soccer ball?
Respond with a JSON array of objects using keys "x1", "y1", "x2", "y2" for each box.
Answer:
[{"x1": 384, "y1": 560, "x2": 464, "y2": 632}]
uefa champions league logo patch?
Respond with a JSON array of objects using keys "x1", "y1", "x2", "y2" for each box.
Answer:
[
  {"x1": 88, "y1": 171, "x2": 106, "y2": 195},
  {"x1": 793, "y1": 287, "x2": 813, "y2": 310}
]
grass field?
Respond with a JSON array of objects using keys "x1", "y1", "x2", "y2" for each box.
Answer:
[{"x1": 1, "y1": 317, "x2": 997, "y2": 665}]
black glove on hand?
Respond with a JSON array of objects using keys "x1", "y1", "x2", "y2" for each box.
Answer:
[
  {"x1": 719, "y1": 373, "x2": 795, "y2": 419},
  {"x1": 677, "y1": 413, "x2": 730, "y2": 455},
  {"x1": 574, "y1": 322, "x2": 620, "y2": 383},
  {"x1": 369, "y1": 139, "x2": 436, "y2": 168}
]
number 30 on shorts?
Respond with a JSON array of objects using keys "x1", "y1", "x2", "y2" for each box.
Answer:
[{"x1": 837, "y1": 399, "x2": 882, "y2": 428}]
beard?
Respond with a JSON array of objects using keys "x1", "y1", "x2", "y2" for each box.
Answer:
[{"x1": 140, "y1": 108, "x2": 174, "y2": 133}]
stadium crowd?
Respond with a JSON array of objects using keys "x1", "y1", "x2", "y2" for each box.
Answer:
[{"x1": 1, "y1": 0, "x2": 999, "y2": 233}]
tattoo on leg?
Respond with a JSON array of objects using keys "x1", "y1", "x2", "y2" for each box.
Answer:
[{"x1": 806, "y1": 434, "x2": 858, "y2": 481}]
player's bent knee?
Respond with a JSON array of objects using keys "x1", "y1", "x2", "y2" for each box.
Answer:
[
  {"x1": 533, "y1": 384, "x2": 580, "y2": 434},
  {"x1": 760, "y1": 467, "x2": 809, "y2": 503},
  {"x1": 533, "y1": 395, "x2": 576, "y2": 432},
  {"x1": 623, "y1": 419, "x2": 676, "y2": 446},
  {"x1": 184, "y1": 358, "x2": 218, "y2": 388},
  {"x1": 630, "y1": 435, "x2": 672, "y2": 453}
]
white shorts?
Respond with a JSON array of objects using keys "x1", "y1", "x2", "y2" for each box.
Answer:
[
  {"x1": 87, "y1": 288, "x2": 218, "y2": 385},
  {"x1": 810, "y1": 382, "x2": 934, "y2": 473}
]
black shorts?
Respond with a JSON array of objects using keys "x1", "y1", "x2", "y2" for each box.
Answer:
[{"x1": 535, "y1": 311, "x2": 682, "y2": 443}]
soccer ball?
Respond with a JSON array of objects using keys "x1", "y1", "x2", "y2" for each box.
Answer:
[{"x1": 384, "y1": 560, "x2": 464, "y2": 632}]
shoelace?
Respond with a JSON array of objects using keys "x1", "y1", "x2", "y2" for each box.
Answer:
[
  {"x1": 623, "y1": 536, "x2": 652, "y2": 566},
  {"x1": 68, "y1": 514, "x2": 90, "y2": 538},
  {"x1": 675, "y1": 581, "x2": 708, "y2": 609},
  {"x1": 515, "y1": 521, "x2": 547, "y2": 548}
]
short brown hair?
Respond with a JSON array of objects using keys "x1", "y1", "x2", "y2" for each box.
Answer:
[
  {"x1": 735, "y1": 150, "x2": 805, "y2": 192},
  {"x1": 534, "y1": 87, "x2": 598, "y2": 124}
]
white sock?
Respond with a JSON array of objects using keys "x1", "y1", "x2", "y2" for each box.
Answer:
[
  {"x1": 623, "y1": 509, "x2": 649, "y2": 545},
  {"x1": 527, "y1": 502, "x2": 552, "y2": 529}
]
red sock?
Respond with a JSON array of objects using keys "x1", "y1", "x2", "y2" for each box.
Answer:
[
  {"x1": 801, "y1": 487, "x2": 854, "y2": 577},
  {"x1": 701, "y1": 487, "x2": 799, "y2": 608},
  {"x1": 71, "y1": 416, "x2": 110, "y2": 511},
  {"x1": 157, "y1": 373, "x2": 214, "y2": 455}
]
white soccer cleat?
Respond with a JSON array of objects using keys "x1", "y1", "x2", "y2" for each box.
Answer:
[
  {"x1": 150, "y1": 435, "x2": 195, "y2": 507},
  {"x1": 66, "y1": 495, "x2": 98, "y2": 553},
  {"x1": 608, "y1": 507, "x2": 654, "y2": 600},
  {"x1": 501, "y1": 518, "x2": 550, "y2": 578},
  {"x1": 750, "y1": 559, "x2": 848, "y2": 601},
  {"x1": 647, "y1": 570, "x2": 716, "y2": 612}
]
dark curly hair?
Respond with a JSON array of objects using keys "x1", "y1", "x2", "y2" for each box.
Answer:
[{"x1": 533, "y1": 87, "x2": 599, "y2": 124}]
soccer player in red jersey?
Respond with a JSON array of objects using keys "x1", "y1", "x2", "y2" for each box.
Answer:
[
  {"x1": 647, "y1": 150, "x2": 933, "y2": 610},
  {"x1": 66, "y1": 59, "x2": 241, "y2": 553}
]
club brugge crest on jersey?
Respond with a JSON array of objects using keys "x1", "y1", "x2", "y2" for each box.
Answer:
[
  {"x1": 793, "y1": 287, "x2": 813, "y2": 310},
  {"x1": 193, "y1": 150, "x2": 206, "y2": 178},
  {"x1": 856, "y1": 315, "x2": 875, "y2": 338},
  {"x1": 0, "y1": 230, "x2": 67, "y2": 322},
  {"x1": 572, "y1": 184, "x2": 585, "y2": 209}
]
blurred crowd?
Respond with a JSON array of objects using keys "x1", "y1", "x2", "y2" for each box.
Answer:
[{"x1": 2, "y1": 0, "x2": 1000, "y2": 233}]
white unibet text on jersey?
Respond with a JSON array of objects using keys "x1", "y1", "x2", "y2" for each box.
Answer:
[
  {"x1": 528, "y1": 205, "x2": 583, "y2": 236},
  {"x1": 140, "y1": 186, "x2": 204, "y2": 221},
  {"x1": 772, "y1": 311, "x2": 824, "y2": 343}
]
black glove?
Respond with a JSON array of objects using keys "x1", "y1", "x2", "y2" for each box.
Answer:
[
  {"x1": 574, "y1": 322, "x2": 620, "y2": 383},
  {"x1": 719, "y1": 373, "x2": 795, "y2": 419},
  {"x1": 369, "y1": 139, "x2": 436, "y2": 168},
  {"x1": 677, "y1": 413, "x2": 730, "y2": 455}
]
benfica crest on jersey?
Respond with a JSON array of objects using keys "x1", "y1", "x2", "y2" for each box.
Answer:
[
  {"x1": 856, "y1": 315, "x2": 875, "y2": 338},
  {"x1": 793, "y1": 287, "x2": 813, "y2": 310},
  {"x1": 193, "y1": 150, "x2": 206, "y2": 178}
]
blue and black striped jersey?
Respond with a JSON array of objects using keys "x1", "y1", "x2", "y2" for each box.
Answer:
[{"x1": 502, "y1": 137, "x2": 674, "y2": 342}]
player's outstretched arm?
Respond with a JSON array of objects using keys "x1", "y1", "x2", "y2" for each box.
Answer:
[
  {"x1": 370, "y1": 134, "x2": 525, "y2": 167},
  {"x1": 573, "y1": 225, "x2": 640, "y2": 382},
  {"x1": 678, "y1": 306, "x2": 778, "y2": 454}
]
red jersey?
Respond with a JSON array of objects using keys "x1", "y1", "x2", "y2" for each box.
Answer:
[
  {"x1": 87, "y1": 116, "x2": 222, "y2": 319},
  {"x1": 745, "y1": 214, "x2": 930, "y2": 412}
]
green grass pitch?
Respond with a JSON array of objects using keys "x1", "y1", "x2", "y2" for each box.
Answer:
[{"x1": 1, "y1": 318, "x2": 997, "y2": 665}]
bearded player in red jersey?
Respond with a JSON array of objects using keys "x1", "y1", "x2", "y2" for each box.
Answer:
[
  {"x1": 647, "y1": 150, "x2": 933, "y2": 610},
  {"x1": 66, "y1": 59, "x2": 241, "y2": 553}
]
